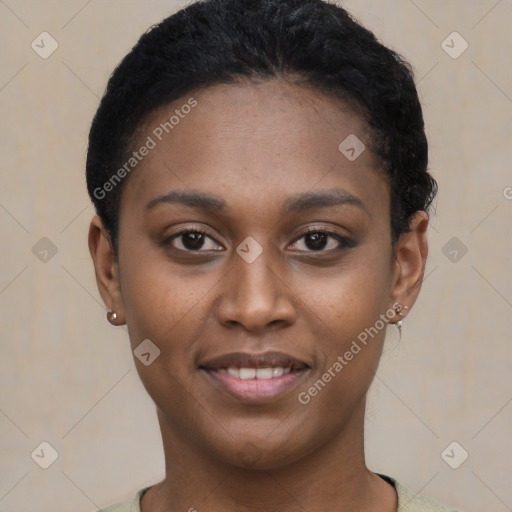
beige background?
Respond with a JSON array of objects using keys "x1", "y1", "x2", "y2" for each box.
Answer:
[{"x1": 1, "y1": 1, "x2": 511, "y2": 511}]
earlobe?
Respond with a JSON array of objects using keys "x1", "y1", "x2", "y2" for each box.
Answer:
[
  {"x1": 88, "y1": 215, "x2": 126, "y2": 325},
  {"x1": 390, "y1": 211, "x2": 429, "y2": 321}
]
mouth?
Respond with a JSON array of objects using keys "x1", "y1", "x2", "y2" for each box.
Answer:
[{"x1": 199, "y1": 351, "x2": 311, "y2": 402}]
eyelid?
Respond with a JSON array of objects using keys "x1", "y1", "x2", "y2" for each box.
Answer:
[
  {"x1": 161, "y1": 225, "x2": 225, "y2": 251},
  {"x1": 161, "y1": 223, "x2": 353, "y2": 253},
  {"x1": 288, "y1": 226, "x2": 353, "y2": 251}
]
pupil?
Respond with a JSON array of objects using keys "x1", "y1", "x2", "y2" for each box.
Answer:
[
  {"x1": 183, "y1": 232, "x2": 205, "y2": 250},
  {"x1": 305, "y1": 232, "x2": 327, "y2": 251}
]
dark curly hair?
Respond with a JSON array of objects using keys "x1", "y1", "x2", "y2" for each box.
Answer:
[{"x1": 86, "y1": 0, "x2": 437, "y2": 256}]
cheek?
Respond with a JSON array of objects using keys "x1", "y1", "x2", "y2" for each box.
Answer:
[
  {"x1": 117, "y1": 247, "x2": 212, "y2": 423},
  {"x1": 294, "y1": 273, "x2": 391, "y2": 422},
  {"x1": 301, "y1": 250, "x2": 392, "y2": 333},
  {"x1": 117, "y1": 236, "x2": 215, "y2": 358},
  {"x1": 299, "y1": 249, "x2": 393, "y2": 388}
]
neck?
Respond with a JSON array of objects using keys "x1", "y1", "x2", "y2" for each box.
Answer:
[{"x1": 141, "y1": 400, "x2": 397, "y2": 512}]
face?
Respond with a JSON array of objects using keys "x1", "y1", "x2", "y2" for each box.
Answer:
[{"x1": 89, "y1": 78, "x2": 428, "y2": 470}]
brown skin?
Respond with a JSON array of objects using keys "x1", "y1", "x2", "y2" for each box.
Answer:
[{"x1": 89, "y1": 79, "x2": 429, "y2": 512}]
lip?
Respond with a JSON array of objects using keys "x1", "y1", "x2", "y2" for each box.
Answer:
[
  {"x1": 199, "y1": 351, "x2": 311, "y2": 403},
  {"x1": 202, "y1": 367, "x2": 310, "y2": 403},
  {"x1": 199, "y1": 351, "x2": 310, "y2": 370}
]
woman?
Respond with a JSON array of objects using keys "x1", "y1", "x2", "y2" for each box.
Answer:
[{"x1": 86, "y1": 0, "x2": 457, "y2": 510}]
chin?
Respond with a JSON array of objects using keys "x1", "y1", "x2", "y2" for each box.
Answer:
[{"x1": 205, "y1": 429, "x2": 319, "y2": 471}]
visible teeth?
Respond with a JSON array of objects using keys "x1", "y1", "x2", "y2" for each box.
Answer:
[
  {"x1": 239, "y1": 368, "x2": 256, "y2": 380},
  {"x1": 223, "y1": 367, "x2": 293, "y2": 379},
  {"x1": 227, "y1": 368, "x2": 239, "y2": 378},
  {"x1": 256, "y1": 367, "x2": 273, "y2": 379},
  {"x1": 272, "y1": 367, "x2": 284, "y2": 377}
]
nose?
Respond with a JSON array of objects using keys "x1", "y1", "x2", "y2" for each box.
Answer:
[{"x1": 215, "y1": 245, "x2": 297, "y2": 333}]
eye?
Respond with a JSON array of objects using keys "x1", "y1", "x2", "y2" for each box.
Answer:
[
  {"x1": 288, "y1": 229, "x2": 352, "y2": 252},
  {"x1": 163, "y1": 229, "x2": 224, "y2": 252},
  {"x1": 162, "y1": 227, "x2": 352, "y2": 254}
]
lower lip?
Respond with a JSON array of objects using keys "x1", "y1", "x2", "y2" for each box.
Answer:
[{"x1": 202, "y1": 369, "x2": 309, "y2": 403}]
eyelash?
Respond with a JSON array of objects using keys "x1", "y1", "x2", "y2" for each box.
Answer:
[
  {"x1": 162, "y1": 227, "x2": 222, "y2": 252},
  {"x1": 289, "y1": 227, "x2": 354, "y2": 252},
  {"x1": 162, "y1": 226, "x2": 353, "y2": 254}
]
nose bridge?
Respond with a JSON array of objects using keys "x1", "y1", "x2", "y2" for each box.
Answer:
[
  {"x1": 236, "y1": 245, "x2": 278, "y2": 299},
  {"x1": 216, "y1": 237, "x2": 296, "y2": 331}
]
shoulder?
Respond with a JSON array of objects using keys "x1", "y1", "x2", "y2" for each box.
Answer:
[
  {"x1": 382, "y1": 475, "x2": 459, "y2": 512},
  {"x1": 97, "y1": 479, "x2": 460, "y2": 512},
  {"x1": 98, "y1": 487, "x2": 150, "y2": 512}
]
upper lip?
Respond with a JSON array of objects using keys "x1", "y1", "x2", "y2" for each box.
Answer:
[{"x1": 199, "y1": 351, "x2": 310, "y2": 370}]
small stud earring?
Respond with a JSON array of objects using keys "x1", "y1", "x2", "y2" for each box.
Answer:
[
  {"x1": 396, "y1": 320, "x2": 402, "y2": 342},
  {"x1": 394, "y1": 304, "x2": 408, "y2": 342},
  {"x1": 106, "y1": 309, "x2": 118, "y2": 325},
  {"x1": 398, "y1": 305, "x2": 409, "y2": 317}
]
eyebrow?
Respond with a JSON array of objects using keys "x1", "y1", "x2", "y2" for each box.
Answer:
[
  {"x1": 282, "y1": 189, "x2": 367, "y2": 215},
  {"x1": 145, "y1": 190, "x2": 227, "y2": 213},
  {"x1": 145, "y1": 188, "x2": 366, "y2": 215}
]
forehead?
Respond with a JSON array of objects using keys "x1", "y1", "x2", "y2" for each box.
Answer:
[{"x1": 120, "y1": 78, "x2": 388, "y2": 222}]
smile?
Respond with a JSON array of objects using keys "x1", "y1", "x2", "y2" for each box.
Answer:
[
  {"x1": 199, "y1": 351, "x2": 311, "y2": 402},
  {"x1": 218, "y1": 367, "x2": 292, "y2": 379}
]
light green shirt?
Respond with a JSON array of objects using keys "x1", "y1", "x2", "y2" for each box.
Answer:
[{"x1": 98, "y1": 474, "x2": 458, "y2": 511}]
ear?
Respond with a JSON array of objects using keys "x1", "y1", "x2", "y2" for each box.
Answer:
[
  {"x1": 389, "y1": 211, "x2": 429, "y2": 322},
  {"x1": 88, "y1": 215, "x2": 125, "y2": 325}
]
